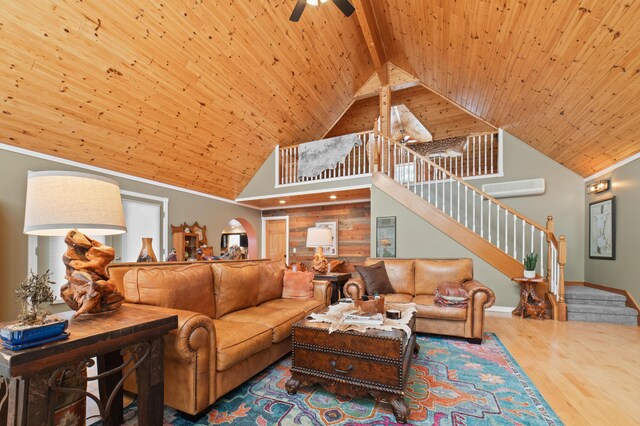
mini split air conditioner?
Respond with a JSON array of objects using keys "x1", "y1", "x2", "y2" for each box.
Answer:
[{"x1": 481, "y1": 178, "x2": 545, "y2": 199}]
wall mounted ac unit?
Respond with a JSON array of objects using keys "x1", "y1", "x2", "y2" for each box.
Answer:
[{"x1": 482, "y1": 178, "x2": 545, "y2": 199}]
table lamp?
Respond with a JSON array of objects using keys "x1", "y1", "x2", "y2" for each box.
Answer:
[
  {"x1": 306, "y1": 227, "x2": 333, "y2": 274},
  {"x1": 23, "y1": 171, "x2": 127, "y2": 317}
]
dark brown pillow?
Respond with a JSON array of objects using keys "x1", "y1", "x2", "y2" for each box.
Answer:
[{"x1": 355, "y1": 261, "x2": 395, "y2": 295}]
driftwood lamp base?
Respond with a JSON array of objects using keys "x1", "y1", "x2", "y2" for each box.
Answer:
[{"x1": 60, "y1": 230, "x2": 124, "y2": 317}]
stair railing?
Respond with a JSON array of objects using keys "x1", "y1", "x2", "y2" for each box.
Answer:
[{"x1": 375, "y1": 134, "x2": 567, "y2": 308}]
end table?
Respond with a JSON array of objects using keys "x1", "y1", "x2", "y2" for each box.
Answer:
[
  {"x1": 0, "y1": 304, "x2": 177, "y2": 425},
  {"x1": 314, "y1": 272, "x2": 352, "y2": 304},
  {"x1": 511, "y1": 277, "x2": 547, "y2": 320}
]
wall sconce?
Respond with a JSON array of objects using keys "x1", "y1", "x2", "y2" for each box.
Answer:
[{"x1": 586, "y1": 179, "x2": 610, "y2": 194}]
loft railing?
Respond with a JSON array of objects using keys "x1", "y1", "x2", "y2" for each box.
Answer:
[
  {"x1": 275, "y1": 131, "x2": 374, "y2": 187},
  {"x1": 275, "y1": 131, "x2": 501, "y2": 187},
  {"x1": 415, "y1": 132, "x2": 501, "y2": 179},
  {"x1": 376, "y1": 134, "x2": 566, "y2": 316}
]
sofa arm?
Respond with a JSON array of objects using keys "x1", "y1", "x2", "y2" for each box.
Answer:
[
  {"x1": 462, "y1": 280, "x2": 495, "y2": 341},
  {"x1": 313, "y1": 280, "x2": 332, "y2": 306},
  {"x1": 463, "y1": 280, "x2": 496, "y2": 310},
  {"x1": 344, "y1": 278, "x2": 365, "y2": 300},
  {"x1": 122, "y1": 303, "x2": 216, "y2": 412}
]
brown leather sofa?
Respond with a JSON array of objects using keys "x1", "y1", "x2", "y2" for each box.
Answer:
[
  {"x1": 344, "y1": 258, "x2": 495, "y2": 344},
  {"x1": 108, "y1": 259, "x2": 331, "y2": 415}
]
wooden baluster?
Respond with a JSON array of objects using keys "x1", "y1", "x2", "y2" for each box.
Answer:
[
  {"x1": 472, "y1": 137, "x2": 476, "y2": 176},
  {"x1": 457, "y1": 180, "x2": 460, "y2": 221},
  {"x1": 464, "y1": 185, "x2": 468, "y2": 227},
  {"x1": 512, "y1": 213, "x2": 516, "y2": 257},
  {"x1": 484, "y1": 134, "x2": 488, "y2": 175},
  {"x1": 496, "y1": 204, "x2": 500, "y2": 248},
  {"x1": 295, "y1": 146, "x2": 299, "y2": 183},
  {"x1": 520, "y1": 219, "x2": 533, "y2": 256},
  {"x1": 490, "y1": 133, "x2": 494, "y2": 174},
  {"x1": 275, "y1": 145, "x2": 281, "y2": 185},
  {"x1": 539, "y1": 230, "x2": 544, "y2": 276},
  {"x1": 488, "y1": 199, "x2": 492, "y2": 243},
  {"x1": 546, "y1": 216, "x2": 554, "y2": 281},
  {"x1": 466, "y1": 137, "x2": 470, "y2": 177},
  {"x1": 449, "y1": 174, "x2": 453, "y2": 216}
]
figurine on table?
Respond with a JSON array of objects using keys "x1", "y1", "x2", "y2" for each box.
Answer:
[{"x1": 166, "y1": 248, "x2": 178, "y2": 262}]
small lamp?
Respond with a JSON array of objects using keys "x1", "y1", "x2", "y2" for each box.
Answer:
[
  {"x1": 306, "y1": 227, "x2": 333, "y2": 274},
  {"x1": 24, "y1": 171, "x2": 127, "y2": 316}
]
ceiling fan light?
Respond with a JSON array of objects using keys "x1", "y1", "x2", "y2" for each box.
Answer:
[{"x1": 308, "y1": 0, "x2": 319, "y2": 5}]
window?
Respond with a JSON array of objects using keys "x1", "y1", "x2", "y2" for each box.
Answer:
[{"x1": 28, "y1": 190, "x2": 168, "y2": 302}]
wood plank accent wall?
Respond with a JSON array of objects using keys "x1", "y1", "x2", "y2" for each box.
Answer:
[
  {"x1": 372, "y1": 0, "x2": 640, "y2": 177},
  {"x1": 263, "y1": 202, "x2": 371, "y2": 273},
  {"x1": 326, "y1": 85, "x2": 494, "y2": 139}
]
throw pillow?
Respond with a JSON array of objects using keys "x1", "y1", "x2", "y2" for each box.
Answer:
[
  {"x1": 436, "y1": 281, "x2": 469, "y2": 299},
  {"x1": 434, "y1": 281, "x2": 469, "y2": 308},
  {"x1": 355, "y1": 261, "x2": 395, "y2": 295},
  {"x1": 282, "y1": 270, "x2": 315, "y2": 300}
]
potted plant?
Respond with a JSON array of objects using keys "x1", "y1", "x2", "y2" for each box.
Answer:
[
  {"x1": 523, "y1": 253, "x2": 538, "y2": 278},
  {"x1": 0, "y1": 270, "x2": 68, "y2": 350}
]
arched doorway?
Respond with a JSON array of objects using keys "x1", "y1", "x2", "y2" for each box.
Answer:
[{"x1": 220, "y1": 218, "x2": 258, "y2": 259}]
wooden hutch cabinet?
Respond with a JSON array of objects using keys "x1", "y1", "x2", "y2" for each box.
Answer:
[{"x1": 171, "y1": 221, "x2": 212, "y2": 261}]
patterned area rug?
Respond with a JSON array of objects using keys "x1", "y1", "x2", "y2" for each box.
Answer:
[{"x1": 102, "y1": 333, "x2": 563, "y2": 425}]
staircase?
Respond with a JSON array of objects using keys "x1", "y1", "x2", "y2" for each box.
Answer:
[
  {"x1": 372, "y1": 133, "x2": 568, "y2": 320},
  {"x1": 565, "y1": 286, "x2": 638, "y2": 325}
]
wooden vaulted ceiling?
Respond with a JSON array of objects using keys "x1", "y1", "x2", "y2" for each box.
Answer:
[
  {"x1": 371, "y1": 0, "x2": 640, "y2": 177},
  {"x1": 0, "y1": 1, "x2": 373, "y2": 199},
  {"x1": 1, "y1": 1, "x2": 639, "y2": 200}
]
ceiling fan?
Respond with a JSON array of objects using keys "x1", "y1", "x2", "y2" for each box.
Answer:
[{"x1": 290, "y1": 0, "x2": 356, "y2": 22}]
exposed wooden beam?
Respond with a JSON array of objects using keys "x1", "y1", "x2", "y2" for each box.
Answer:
[
  {"x1": 352, "y1": 0, "x2": 388, "y2": 85},
  {"x1": 379, "y1": 85, "x2": 391, "y2": 137}
]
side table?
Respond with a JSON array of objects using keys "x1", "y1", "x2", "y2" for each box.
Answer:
[
  {"x1": 314, "y1": 272, "x2": 352, "y2": 304},
  {"x1": 0, "y1": 304, "x2": 177, "y2": 426},
  {"x1": 511, "y1": 277, "x2": 547, "y2": 320}
]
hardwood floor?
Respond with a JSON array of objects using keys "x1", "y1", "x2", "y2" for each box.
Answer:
[{"x1": 485, "y1": 312, "x2": 640, "y2": 425}]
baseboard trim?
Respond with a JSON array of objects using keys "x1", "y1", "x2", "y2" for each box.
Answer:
[
  {"x1": 566, "y1": 281, "x2": 639, "y2": 326},
  {"x1": 487, "y1": 306, "x2": 515, "y2": 313}
]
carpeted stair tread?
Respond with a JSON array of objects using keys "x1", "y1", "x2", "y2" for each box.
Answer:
[
  {"x1": 566, "y1": 303, "x2": 637, "y2": 316},
  {"x1": 564, "y1": 286, "x2": 626, "y2": 303},
  {"x1": 566, "y1": 303, "x2": 637, "y2": 326},
  {"x1": 567, "y1": 311, "x2": 637, "y2": 326}
]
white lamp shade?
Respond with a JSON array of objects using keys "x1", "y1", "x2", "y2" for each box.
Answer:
[
  {"x1": 306, "y1": 227, "x2": 333, "y2": 248},
  {"x1": 23, "y1": 171, "x2": 127, "y2": 236}
]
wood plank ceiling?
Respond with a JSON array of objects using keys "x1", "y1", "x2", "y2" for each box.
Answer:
[
  {"x1": 326, "y1": 84, "x2": 495, "y2": 139},
  {"x1": 372, "y1": 0, "x2": 640, "y2": 177},
  {"x1": 1, "y1": 1, "x2": 639, "y2": 199},
  {"x1": 0, "y1": 1, "x2": 373, "y2": 199}
]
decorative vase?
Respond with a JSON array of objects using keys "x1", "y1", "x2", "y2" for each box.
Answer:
[
  {"x1": 137, "y1": 238, "x2": 158, "y2": 262},
  {"x1": 523, "y1": 270, "x2": 536, "y2": 278}
]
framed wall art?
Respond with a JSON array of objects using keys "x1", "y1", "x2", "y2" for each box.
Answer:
[
  {"x1": 589, "y1": 197, "x2": 615, "y2": 260},
  {"x1": 376, "y1": 216, "x2": 396, "y2": 258},
  {"x1": 315, "y1": 221, "x2": 338, "y2": 256}
]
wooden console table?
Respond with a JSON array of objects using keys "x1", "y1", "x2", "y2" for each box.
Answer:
[
  {"x1": 314, "y1": 272, "x2": 352, "y2": 304},
  {"x1": 0, "y1": 304, "x2": 177, "y2": 425},
  {"x1": 512, "y1": 277, "x2": 547, "y2": 320}
]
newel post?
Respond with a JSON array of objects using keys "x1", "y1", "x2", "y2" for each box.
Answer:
[{"x1": 558, "y1": 235, "x2": 567, "y2": 304}]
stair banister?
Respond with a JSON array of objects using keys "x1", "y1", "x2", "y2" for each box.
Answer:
[{"x1": 377, "y1": 134, "x2": 568, "y2": 319}]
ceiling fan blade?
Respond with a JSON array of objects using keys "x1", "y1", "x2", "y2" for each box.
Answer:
[
  {"x1": 289, "y1": 0, "x2": 307, "y2": 22},
  {"x1": 331, "y1": 0, "x2": 355, "y2": 17}
]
